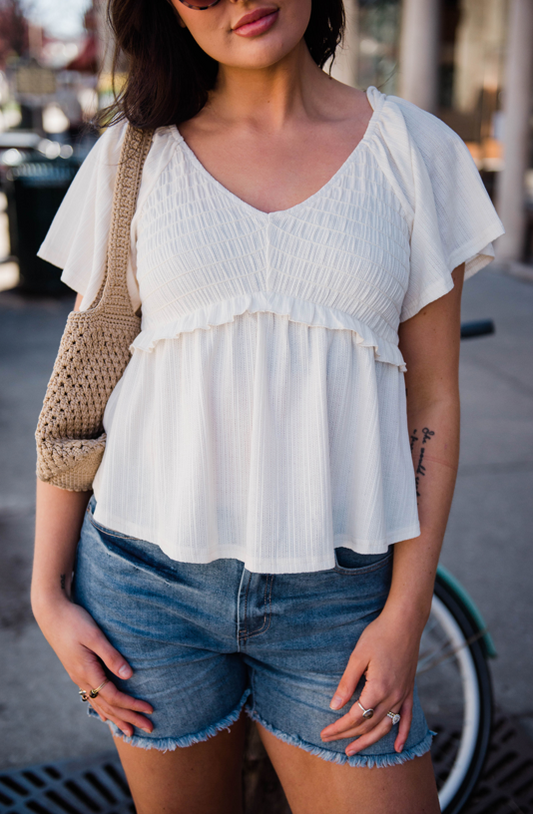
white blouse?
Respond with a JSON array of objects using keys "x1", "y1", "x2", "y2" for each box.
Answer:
[{"x1": 38, "y1": 85, "x2": 505, "y2": 573}]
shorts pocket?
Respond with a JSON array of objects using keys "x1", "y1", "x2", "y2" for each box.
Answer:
[
  {"x1": 87, "y1": 497, "x2": 144, "y2": 544},
  {"x1": 89, "y1": 512, "x2": 145, "y2": 545},
  {"x1": 333, "y1": 546, "x2": 393, "y2": 575},
  {"x1": 86, "y1": 503, "x2": 180, "y2": 583}
]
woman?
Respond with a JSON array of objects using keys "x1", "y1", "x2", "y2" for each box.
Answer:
[{"x1": 31, "y1": 1, "x2": 505, "y2": 812}]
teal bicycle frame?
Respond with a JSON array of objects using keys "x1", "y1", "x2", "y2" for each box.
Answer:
[{"x1": 435, "y1": 564, "x2": 497, "y2": 660}]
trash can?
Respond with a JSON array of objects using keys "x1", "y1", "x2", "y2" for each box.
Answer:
[{"x1": 6, "y1": 156, "x2": 82, "y2": 295}]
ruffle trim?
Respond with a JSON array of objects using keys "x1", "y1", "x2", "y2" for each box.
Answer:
[{"x1": 131, "y1": 292, "x2": 407, "y2": 371}]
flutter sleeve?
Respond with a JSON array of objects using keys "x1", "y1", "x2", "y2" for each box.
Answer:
[{"x1": 396, "y1": 100, "x2": 505, "y2": 323}]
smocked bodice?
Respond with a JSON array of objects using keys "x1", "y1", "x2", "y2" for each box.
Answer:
[{"x1": 132, "y1": 111, "x2": 409, "y2": 372}]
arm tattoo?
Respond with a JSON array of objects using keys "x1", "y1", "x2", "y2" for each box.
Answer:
[
  {"x1": 416, "y1": 446, "x2": 427, "y2": 477},
  {"x1": 414, "y1": 426, "x2": 435, "y2": 502},
  {"x1": 60, "y1": 574, "x2": 66, "y2": 591}
]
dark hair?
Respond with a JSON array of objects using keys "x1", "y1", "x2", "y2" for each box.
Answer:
[{"x1": 95, "y1": 0, "x2": 346, "y2": 130}]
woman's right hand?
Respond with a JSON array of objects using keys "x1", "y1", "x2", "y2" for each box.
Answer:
[{"x1": 32, "y1": 593, "x2": 154, "y2": 737}]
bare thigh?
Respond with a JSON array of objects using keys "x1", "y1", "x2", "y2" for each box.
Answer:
[
  {"x1": 113, "y1": 713, "x2": 247, "y2": 814},
  {"x1": 256, "y1": 722, "x2": 441, "y2": 814}
]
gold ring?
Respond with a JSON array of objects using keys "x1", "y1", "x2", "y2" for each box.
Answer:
[
  {"x1": 89, "y1": 678, "x2": 110, "y2": 699},
  {"x1": 78, "y1": 678, "x2": 109, "y2": 702}
]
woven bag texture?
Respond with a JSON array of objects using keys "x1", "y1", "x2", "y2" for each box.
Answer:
[{"x1": 35, "y1": 124, "x2": 154, "y2": 491}]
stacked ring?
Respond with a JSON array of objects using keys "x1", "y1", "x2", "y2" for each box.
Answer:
[
  {"x1": 387, "y1": 710, "x2": 401, "y2": 725},
  {"x1": 78, "y1": 678, "x2": 110, "y2": 702}
]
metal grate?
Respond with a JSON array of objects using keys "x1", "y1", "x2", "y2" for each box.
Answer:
[
  {"x1": 0, "y1": 753, "x2": 134, "y2": 814},
  {"x1": 1, "y1": 709, "x2": 532, "y2": 814},
  {"x1": 462, "y1": 712, "x2": 533, "y2": 814}
]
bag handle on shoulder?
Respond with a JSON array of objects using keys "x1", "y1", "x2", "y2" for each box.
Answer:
[{"x1": 90, "y1": 123, "x2": 154, "y2": 317}]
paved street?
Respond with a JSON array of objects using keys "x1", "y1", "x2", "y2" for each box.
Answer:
[{"x1": 0, "y1": 264, "x2": 532, "y2": 771}]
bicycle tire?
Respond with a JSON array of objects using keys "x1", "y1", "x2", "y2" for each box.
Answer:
[{"x1": 417, "y1": 575, "x2": 493, "y2": 814}]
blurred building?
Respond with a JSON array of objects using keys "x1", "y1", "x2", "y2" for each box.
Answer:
[
  {"x1": 333, "y1": 0, "x2": 533, "y2": 266},
  {"x1": 0, "y1": 0, "x2": 100, "y2": 149}
]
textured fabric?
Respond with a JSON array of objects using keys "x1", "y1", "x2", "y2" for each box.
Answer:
[
  {"x1": 37, "y1": 85, "x2": 505, "y2": 573},
  {"x1": 35, "y1": 126, "x2": 153, "y2": 491}
]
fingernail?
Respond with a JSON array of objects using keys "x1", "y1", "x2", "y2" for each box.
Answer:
[
  {"x1": 396, "y1": 743, "x2": 404, "y2": 752},
  {"x1": 346, "y1": 748, "x2": 357, "y2": 756},
  {"x1": 329, "y1": 695, "x2": 343, "y2": 710},
  {"x1": 141, "y1": 727, "x2": 151, "y2": 734},
  {"x1": 118, "y1": 664, "x2": 132, "y2": 678}
]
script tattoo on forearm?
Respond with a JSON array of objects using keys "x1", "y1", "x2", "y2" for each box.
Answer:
[
  {"x1": 60, "y1": 573, "x2": 66, "y2": 591},
  {"x1": 413, "y1": 427, "x2": 435, "y2": 500}
]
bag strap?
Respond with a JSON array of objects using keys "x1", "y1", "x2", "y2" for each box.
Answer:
[{"x1": 93, "y1": 123, "x2": 154, "y2": 316}]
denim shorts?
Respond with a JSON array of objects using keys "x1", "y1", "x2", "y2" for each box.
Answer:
[{"x1": 72, "y1": 496, "x2": 434, "y2": 768}]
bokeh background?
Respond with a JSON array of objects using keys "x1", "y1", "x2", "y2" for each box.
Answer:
[{"x1": 0, "y1": 1, "x2": 532, "y2": 811}]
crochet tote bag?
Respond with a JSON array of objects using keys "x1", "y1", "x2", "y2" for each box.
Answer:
[{"x1": 35, "y1": 124, "x2": 154, "y2": 491}]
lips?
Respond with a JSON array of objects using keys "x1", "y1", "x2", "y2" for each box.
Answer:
[{"x1": 233, "y1": 6, "x2": 278, "y2": 30}]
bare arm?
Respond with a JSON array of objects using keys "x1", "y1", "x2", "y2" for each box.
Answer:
[
  {"x1": 32, "y1": 481, "x2": 91, "y2": 602},
  {"x1": 32, "y1": 293, "x2": 91, "y2": 604},
  {"x1": 31, "y1": 292, "x2": 153, "y2": 736},
  {"x1": 320, "y1": 263, "x2": 465, "y2": 755},
  {"x1": 385, "y1": 262, "x2": 464, "y2": 634}
]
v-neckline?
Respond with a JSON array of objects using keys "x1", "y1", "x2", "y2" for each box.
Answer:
[{"x1": 171, "y1": 85, "x2": 386, "y2": 218}]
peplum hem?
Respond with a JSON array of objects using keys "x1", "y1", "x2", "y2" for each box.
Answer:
[{"x1": 131, "y1": 292, "x2": 407, "y2": 371}]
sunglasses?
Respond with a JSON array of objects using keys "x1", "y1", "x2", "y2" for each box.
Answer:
[{"x1": 176, "y1": 0, "x2": 222, "y2": 8}]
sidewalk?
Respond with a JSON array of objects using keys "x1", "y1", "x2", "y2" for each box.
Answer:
[{"x1": 0, "y1": 264, "x2": 532, "y2": 770}]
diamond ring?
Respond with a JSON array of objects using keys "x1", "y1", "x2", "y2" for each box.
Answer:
[{"x1": 387, "y1": 710, "x2": 401, "y2": 725}]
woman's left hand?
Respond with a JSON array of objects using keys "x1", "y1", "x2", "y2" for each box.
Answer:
[{"x1": 320, "y1": 610, "x2": 422, "y2": 755}]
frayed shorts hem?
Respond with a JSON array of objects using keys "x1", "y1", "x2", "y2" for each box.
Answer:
[
  {"x1": 246, "y1": 708, "x2": 437, "y2": 769},
  {"x1": 89, "y1": 690, "x2": 435, "y2": 768},
  {"x1": 89, "y1": 688, "x2": 252, "y2": 753}
]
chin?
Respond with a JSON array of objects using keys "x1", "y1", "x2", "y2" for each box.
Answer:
[{"x1": 215, "y1": 34, "x2": 307, "y2": 72}]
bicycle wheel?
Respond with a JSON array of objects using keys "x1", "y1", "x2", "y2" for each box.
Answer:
[{"x1": 417, "y1": 576, "x2": 493, "y2": 814}]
